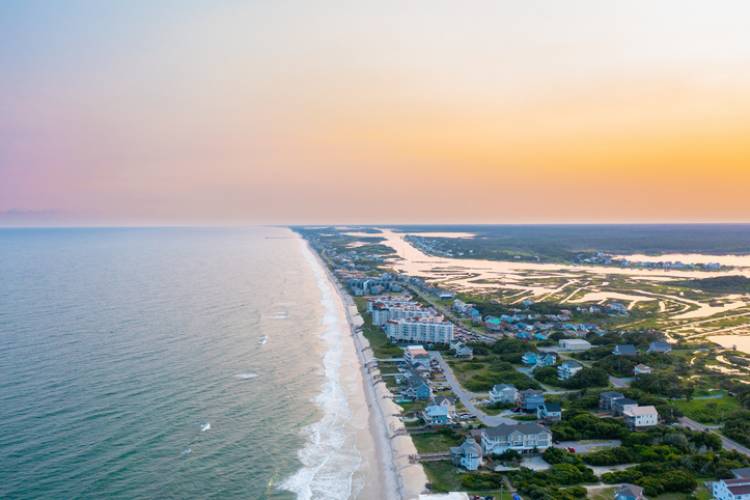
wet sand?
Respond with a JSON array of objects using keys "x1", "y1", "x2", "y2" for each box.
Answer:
[{"x1": 309, "y1": 244, "x2": 428, "y2": 499}]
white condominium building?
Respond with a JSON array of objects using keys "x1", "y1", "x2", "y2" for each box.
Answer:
[
  {"x1": 386, "y1": 317, "x2": 454, "y2": 344},
  {"x1": 371, "y1": 305, "x2": 437, "y2": 326}
]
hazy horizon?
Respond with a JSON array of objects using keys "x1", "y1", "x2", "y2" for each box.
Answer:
[{"x1": 3, "y1": 1, "x2": 749, "y2": 225}]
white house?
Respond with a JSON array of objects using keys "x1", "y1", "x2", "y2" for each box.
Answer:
[
  {"x1": 557, "y1": 360, "x2": 583, "y2": 380},
  {"x1": 387, "y1": 317, "x2": 454, "y2": 345},
  {"x1": 558, "y1": 339, "x2": 592, "y2": 351},
  {"x1": 481, "y1": 423, "x2": 552, "y2": 455},
  {"x1": 713, "y1": 478, "x2": 750, "y2": 500},
  {"x1": 623, "y1": 405, "x2": 659, "y2": 430},
  {"x1": 489, "y1": 384, "x2": 518, "y2": 404},
  {"x1": 633, "y1": 363, "x2": 652, "y2": 376}
]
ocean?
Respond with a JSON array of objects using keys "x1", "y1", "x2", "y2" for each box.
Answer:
[{"x1": 0, "y1": 227, "x2": 377, "y2": 499}]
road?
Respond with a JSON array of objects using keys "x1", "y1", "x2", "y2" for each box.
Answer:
[
  {"x1": 430, "y1": 351, "x2": 517, "y2": 426},
  {"x1": 678, "y1": 416, "x2": 750, "y2": 457}
]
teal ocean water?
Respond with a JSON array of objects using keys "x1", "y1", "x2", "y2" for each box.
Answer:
[{"x1": 0, "y1": 227, "x2": 363, "y2": 499}]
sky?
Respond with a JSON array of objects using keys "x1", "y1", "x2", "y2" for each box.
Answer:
[{"x1": 1, "y1": 0, "x2": 749, "y2": 226}]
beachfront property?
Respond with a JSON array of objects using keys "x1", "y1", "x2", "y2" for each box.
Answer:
[
  {"x1": 450, "y1": 436, "x2": 483, "y2": 471},
  {"x1": 536, "y1": 401, "x2": 562, "y2": 422},
  {"x1": 633, "y1": 363, "x2": 652, "y2": 376},
  {"x1": 489, "y1": 384, "x2": 519, "y2": 404},
  {"x1": 404, "y1": 345, "x2": 431, "y2": 368},
  {"x1": 386, "y1": 317, "x2": 454, "y2": 345},
  {"x1": 404, "y1": 372, "x2": 432, "y2": 400},
  {"x1": 613, "y1": 344, "x2": 638, "y2": 356},
  {"x1": 615, "y1": 484, "x2": 645, "y2": 500},
  {"x1": 480, "y1": 422, "x2": 552, "y2": 455},
  {"x1": 557, "y1": 360, "x2": 583, "y2": 380},
  {"x1": 647, "y1": 341, "x2": 672, "y2": 354},
  {"x1": 558, "y1": 338, "x2": 592, "y2": 351},
  {"x1": 599, "y1": 391, "x2": 625, "y2": 411},
  {"x1": 432, "y1": 395, "x2": 456, "y2": 416},
  {"x1": 520, "y1": 389, "x2": 545, "y2": 412},
  {"x1": 713, "y1": 477, "x2": 750, "y2": 500},
  {"x1": 422, "y1": 404, "x2": 451, "y2": 426},
  {"x1": 623, "y1": 405, "x2": 659, "y2": 430}
]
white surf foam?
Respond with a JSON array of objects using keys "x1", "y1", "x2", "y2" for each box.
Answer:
[
  {"x1": 280, "y1": 242, "x2": 363, "y2": 500},
  {"x1": 235, "y1": 373, "x2": 258, "y2": 380},
  {"x1": 201, "y1": 422, "x2": 211, "y2": 432}
]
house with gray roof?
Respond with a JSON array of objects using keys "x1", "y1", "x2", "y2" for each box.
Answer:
[
  {"x1": 599, "y1": 391, "x2": 625, "y2": 411},
  {"x1": 489, "y1": 384, "x2": 518, "y2": 405},
  {"x1": 519, "y1": 389, "x2": 545, "y2": 412},
  {"x1": 480, "y1": 422, "x2": 552, "y2": 455},
  {"x1": 613, "y1": 344, "x2": 638, "y2": 356},
  {"x1": 647, "y1": 341, "x2": 672, "y2": 354},
  {"x1": 450, "y1": 436, "x2": 483, "y2": 471}
]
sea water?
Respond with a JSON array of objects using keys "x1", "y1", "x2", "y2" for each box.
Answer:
[{"x1": 0, "y1": 227, "x2": 369, "y2": 499}]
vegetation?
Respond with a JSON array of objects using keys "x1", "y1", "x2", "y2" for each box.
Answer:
[{"x1": 672, "y1": 275, "x2": 750, "y2": 294}]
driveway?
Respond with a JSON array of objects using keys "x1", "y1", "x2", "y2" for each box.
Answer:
[{"x1": 430, "y1": 351, "x2": 517, "y2": 426}]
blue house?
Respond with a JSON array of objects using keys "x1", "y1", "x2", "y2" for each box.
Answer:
[
  {"x1": 536, "y1": 353, "x2": 557, "y2": 367},
  {"x1": 423, "y1": 404, "x2": 450, "y2": 426},
  {"x1": 516, "y1": 332, "x2": 530, "y2": 340},
  {"x1": 520, "y1": 389, "x2": 545, "y2": 411},
  {"x1": 534, "y1": 332, "x2": 550, "y2": 341},
  {"x1": 521, "y1": 352, "x2": 538, "y2": 365},
  {"x1": 406, "y1": 374, "x2": 431, "y2": 400}
]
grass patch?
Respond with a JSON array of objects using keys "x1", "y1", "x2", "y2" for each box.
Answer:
[
  {"x1": 411, "y1": 431, "x2": 462, "y2": 454},
  {"x1": 422, "y1": 461, "x2": 514, "y2": 498},
  {"x1": 672, "y1": 395, "x2": 742, "y2": 424}
]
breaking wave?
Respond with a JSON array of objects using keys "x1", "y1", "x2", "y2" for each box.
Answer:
[{"x1": 280, "y1": 243, "x2": 362, "y2": 500}]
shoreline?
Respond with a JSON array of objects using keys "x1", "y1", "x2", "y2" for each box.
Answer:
[{"x1": 307, "y1": 241, "x2": 428, "y2": 500}]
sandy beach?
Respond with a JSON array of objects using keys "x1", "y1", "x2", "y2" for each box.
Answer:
[{"x1": 309, "y1": 244, "x2": 428, "y2": 500}]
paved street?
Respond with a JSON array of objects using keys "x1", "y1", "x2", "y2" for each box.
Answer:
[
  {"x1": 430, "y1": 351, "x2": 517, "y2": 426},
  {"x1": 678, "y1": 417, "x2": 750, "y2": 457}
]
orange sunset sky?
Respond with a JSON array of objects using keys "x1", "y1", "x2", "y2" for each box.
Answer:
[{"x1": 1, "y1": 1, "x2": 749, "y2": 225}]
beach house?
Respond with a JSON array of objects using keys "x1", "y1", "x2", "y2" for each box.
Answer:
[
  {"x1": 647, "y1": 341, "x2": 672, "y2": 354},
  {"x1": 612, "y1": 397, "x2": 638, "y2": 416},
  {"x1": 557, "y1": 360, "x2": 583, "y2": 381},
  {"x1": 432, "y1": 395, "x2": 456, "y2": 417},
  {"x1": 536, "y1": 353, "x2": 557, "y2": 367},
  {"x1": 613, "y1": 344, "x2": 638, "y2": 356},
  {"x1": 489, "y1": 384, "x2": 518, "y2": 405},
  {"x1": 537, "y1": 401, "x2": 562, "y2": 422},
  {"x1": 404, "y1": 345, "x2": 431, "y2": 367},
  {"x1": 599, "y1": 391, "x2": 625, "y2": 411},
  {"x1": 633, "y1": 364, "x2": 652, "y2": 376},
  {"x1": 480, "y1": 423, "x2": 552, "y2": 455},
  {"x1": 520, "y1": 389, "x2": 545, "y2": 411},
  {"x1": 404, "y1": 373, "x2": 432, "y2": 400},
  {"x1": 521, "y1": 352, "x2": 538, "y2": 366},
  {"x1": 623, "y1": 405, "x2": 658, "y2": 430},
  {"x1": 422, "y1": 404, "x2": 450, "y2": 426},
  {"x1": 615, "y1": 484, "x2": 645, "y2": 500},
  {"x1": 450, "y1": 436, "x2": 483, "y2": 471},
  {"x1": 713, "y1": 478, "x2": 750, "y2": 500}
]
